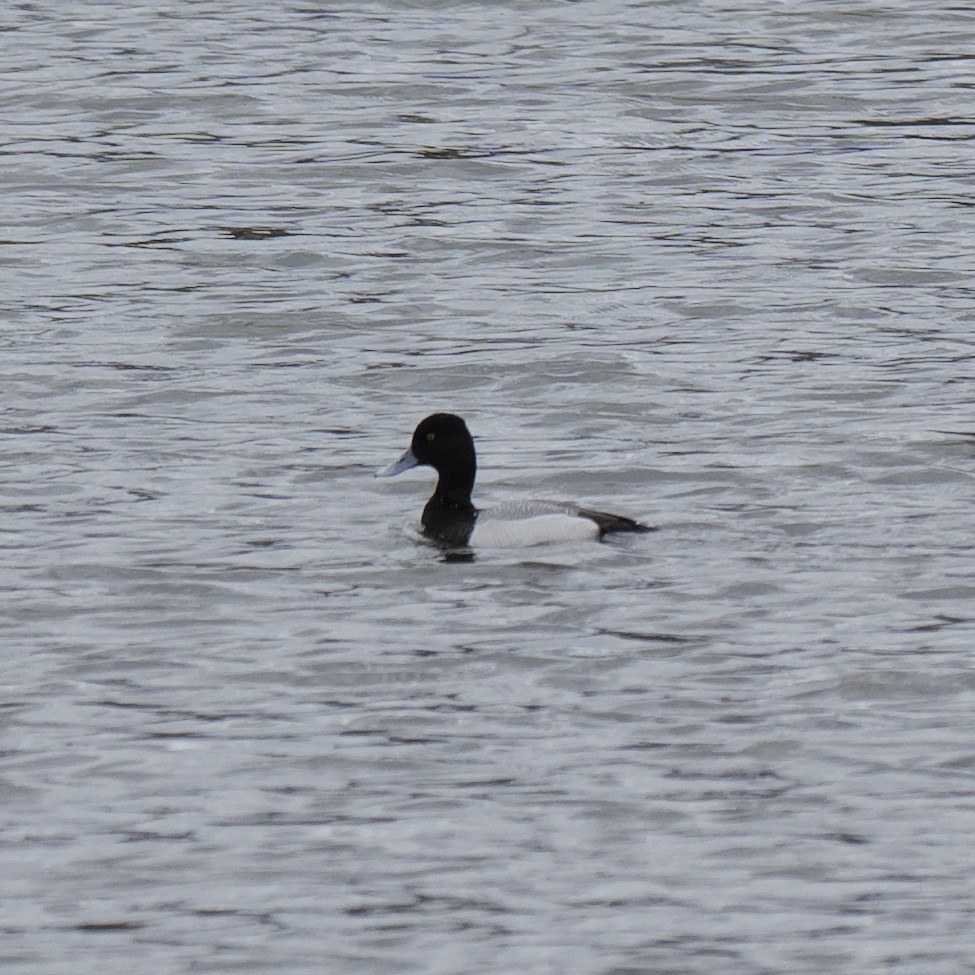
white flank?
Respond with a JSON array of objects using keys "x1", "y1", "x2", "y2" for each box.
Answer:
[{"x1": 470, "y1": 509, "x2": 600, "y2": 548}]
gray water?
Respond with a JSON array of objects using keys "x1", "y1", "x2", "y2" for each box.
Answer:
[{"x1": 3, "y1": 1, "x2": 975, "y2": 973}]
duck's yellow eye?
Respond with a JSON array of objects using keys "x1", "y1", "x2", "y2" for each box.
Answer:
[{"x1": 426, "y1": 432, "x2": 436, "y2": 442}]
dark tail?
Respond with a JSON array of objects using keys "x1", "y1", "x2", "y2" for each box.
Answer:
[{"x1": 579, "y1": 508, "x2": 656, "y2": 537}]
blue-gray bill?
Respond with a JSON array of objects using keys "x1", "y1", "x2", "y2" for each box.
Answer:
[{"x1": 376, "y1": 447, "x2": 419, "y2": 478}]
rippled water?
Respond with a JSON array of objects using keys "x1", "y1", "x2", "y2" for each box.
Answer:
[{"x1": 3, "y1": 2, "x2": 975, "y2": 973}]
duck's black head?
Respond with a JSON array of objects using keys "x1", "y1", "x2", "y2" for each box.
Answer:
[
  {"x1": 378, "y1": 412, "x2": 477, "y2": 496},
  {"x1": 408, "y1": 413, "x2": 476, "y2": 483}
]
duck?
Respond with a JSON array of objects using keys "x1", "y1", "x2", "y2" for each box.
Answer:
[{"x1": 376, "y1": 413, "x2": 652, "y2": 547}]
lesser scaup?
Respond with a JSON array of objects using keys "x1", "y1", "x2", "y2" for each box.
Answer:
[{"x1": 377, "y1": 413, "x2": 652, "y2": 547}]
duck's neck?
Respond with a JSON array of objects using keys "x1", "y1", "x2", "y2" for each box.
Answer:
[{"x1": 431, "y1": 451, "x2": 476, "y2": 511}]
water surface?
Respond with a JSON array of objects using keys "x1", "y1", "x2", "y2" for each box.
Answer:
[{"x1": 3, "y1": 2, "x2": 975, "y2": 973}]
